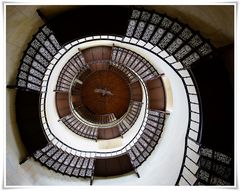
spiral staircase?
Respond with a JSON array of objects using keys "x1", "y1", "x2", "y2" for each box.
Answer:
[{"x1": 9, "y1": 6, "x2": 234, "y2": 186}]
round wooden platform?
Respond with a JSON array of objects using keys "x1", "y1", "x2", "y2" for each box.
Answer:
[{"x1": 80, "y1": 70, "x2": 131, "y2": 119}]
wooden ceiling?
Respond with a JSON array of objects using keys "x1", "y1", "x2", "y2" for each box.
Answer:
[{"x1": 81, "y1": 70, "x2": 131, "y2": 118}]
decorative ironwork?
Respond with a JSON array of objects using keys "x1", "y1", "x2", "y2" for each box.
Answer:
[
  {"x1": 52, "y1": 162, "x2": 61, "y2": 170},
  {"x1": 210, "y1": 176, "x2": 230, "y2": 185},
  {"x1": 160, "y1": 17, "x2": 172, "y2": 29},
  {"x1": 27, "y1": 47, "x2": 36, "y2": 57},
  {"x1": 170, "y1": 22, "x2": 182, "y2": 34},
  {"x1": 142, "y1": 24, "x2": 155, "y2": 41},
  {"x1": 23, "y1": 55, "x2": 33, "y2": 65},
  {"x1": 36, "y1": 32, "x2": 47, "y2": 45},
  {"x1": 17, "y1": 79, "x2": 27, "y2": 88},
  {"x1": 146, "y1": 124, "x2": 156, "y2": 133},
  {"x1": 42, "y1": 26, "x2": 52, "y2": 36},
  {"x1": 200, "y1": 147, "x2": 213, "y2": 158},
  {"x1": 126, "y1": 20, "x2": 137, "y2": 37},
  {"x1": 39, "y1": 155, "x2": 48, "y2": 163},
  {"x1": 115, "y1": 47, "x2": 123, "y2": 62},
  {"x1": 52, "y1": 150, "x2": 63, "y2": 160},
  {"x1": 46, "y1": 159, "x2": 54, "y2": 167},
  {"x1": 44, "y1": 40, "x2": 57, "y2": 55},
  {"x1": 29, "y1": 68, "x2": 44, "y2": 79},
  {"x1": 32, "y1": 61, "x2": 46, "y2": 73},
  {"x1": 182, "y1": 52, "x2": 200, "y2": 67},
  {"x1": 49, "y1": 34, "x2": 61, "y2": 50},
  {"x1": 140, "y1": 11, "x2": 151, "y2": 21},
  {"x1": 197, "y1": 169, "x2": 210, "y2": 183},
  {"x1": 148, "y1": 110, "x2": 160, "y2": 116},
  {"x1": 147, "y1": 120, "x2": 158, "y2": 127},
  {"x1": 174, "y1": 45, "x2": 192, "y2": 60},
  {"x1": 64, "y1": 155, "x2": 74, "y2": 165},
  {"x1": 147, "y1": 115, "x2": 159, "y2": 122},
  {"x1": 41, "y1": 144, "x2": 53, "y2": 152},
  {"x1": 134, "y1": 61, "x2": 143, "y2": 71},
  {"x1": 199, "y1": 157, "x2": 212, "y2": 170},
  {"x1": 70, "y1": 156, "x2": 78, "y2": 167},
  {"x1": 39, "y1": 47, "x2": 53, "y2": 61},
  {"x1": 111, "y1": 47, "x2": 118, "y2": 61},
  {"x1": 131, "y1": 9, "x2": 141, "y2": 19},
  {"x1": 33, "y1": 150, "x2": 43, "y2": 159},
  {"x1": 20, "y1": 63, "x2": 30, "y2": 72},
  {"x1": 31, "y1": 39, "x2": 42, "y2": 50},
  {"x1": 58, "y1": 153, "x2": 68, "y2": 163},
  {"x1": 35, "y1": 54, "x2": 49, "y2": 67},
  {"x1": 138, "y1": 65, "x2": 148, "y2": 75},
  {"x1": 150, "y1": 28, "x2": 165, "y2": 45},
  {"x1": 212, "y1": 163, "x2": 231, "y2": 179},
  {"x1": 47, "y1": 147, "x2": 58, "y2": 156},
  {"x1": 166, "y1": 38, "x2": 183, "y2": 54},
  {"x1": 28, "y1": 76, "x2": 42, "y2": 85},
  {"x1": 150, "y1": 13, "x2": 162, "y2": 25},
  {"x1": 134, "y1": 21, "x2": 146, "y2": 39},
  {"x1": 27, "y1": 83, "x2": 41, "y2": 91},
  {"x1": 214, "y1": 152, "x2": 231, "y2": 165},
  {"x1": 73, "y1": 54, "x2": 85, "y2": 67},
  {"x1": 179, "y1": 28, "x2": 193, "y2": 41},
  {"x1": 158, "y1": 32, "x2": 174, "y2": 49},
  {"x1": 18, "y1": 71, "x2": 28, "y2": 80},
  {"x1": 189, "y1": 34, "x2": 203, "y2": 48},
  {"x1": 197, "y1": 43, "x2": 212, "y2": 56}
]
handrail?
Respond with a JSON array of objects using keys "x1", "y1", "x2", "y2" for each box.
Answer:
[
  {"x1": 40, "y1": 79, "x2": 148, "y2": 157},
  {"x1": 188, "y1": 69, "x2": 203, "y2": 144},
  {"x1": 175, "y1": 72, "x2": 202, "y2": 185},
  {"x1": 174, "y1": 69, "x2": 203, "y2": 185},
  {"x1": 67, "y1": 65, "x2": 142, "y2": 128}
]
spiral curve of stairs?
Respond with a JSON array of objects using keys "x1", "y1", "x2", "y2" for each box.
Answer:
[{"x1": 12, "y1": 6, "x2": 234, "y2": 186}]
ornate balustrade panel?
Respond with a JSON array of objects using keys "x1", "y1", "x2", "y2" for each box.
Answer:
[
  {"x1": 33, "y1": 143, "x2": 95, "y2": 179},
  {"x1": 128, "y1": 110, "x2": 165, "y2": 168},
  {"x1": 16, "y1": 26, "x2": 61, "y2": 91},
  {"x1": 126, "y1": 9, "x2": 214, "y2": 68}
]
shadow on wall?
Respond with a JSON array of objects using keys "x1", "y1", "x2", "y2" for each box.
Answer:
[
  {"x1": 6, "y1": 5, "x2": 45, "y2": 163},
  {"x1": 6, "y1": 90, "x2": 27, "y2": 162},
  {"x1": 145, "y1": 5, "x2": 234, "y2": 48},
  {"x1": 6, "y1": 5, "x2": 44, "y2": 85}
]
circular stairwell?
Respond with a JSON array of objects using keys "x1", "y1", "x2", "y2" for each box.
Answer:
[{"x1": 13, "y1": 6, "x2": 234, "y2": 186}]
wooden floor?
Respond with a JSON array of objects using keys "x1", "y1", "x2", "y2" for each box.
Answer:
[
  {"x1": 146, "y1": 77, "x2": 166, "y2": 111},
  {"x1": 94, "y1": 154, "x2": 134, "y2": 177},
  {"x1": 81, "y1": 70, "x2": 130, "y2": 119}
]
